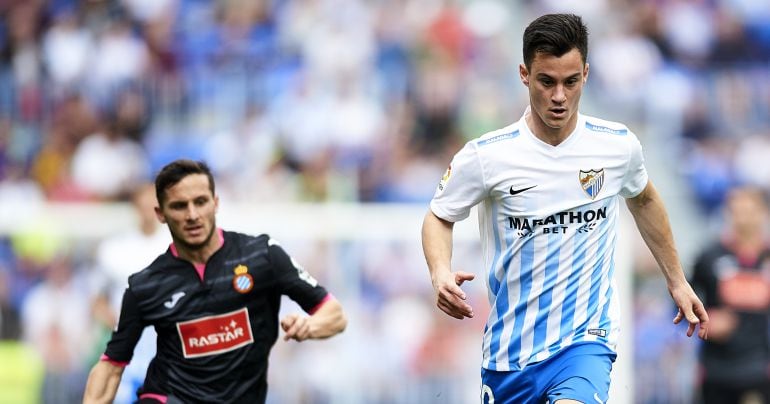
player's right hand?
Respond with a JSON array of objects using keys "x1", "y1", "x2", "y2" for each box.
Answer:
[{"x1": 432, "y1": 271, "x2": 475, "y2": 320}]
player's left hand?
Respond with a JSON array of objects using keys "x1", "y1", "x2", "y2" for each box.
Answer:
[
  {"x1": 281, "y1": 314, "x2": 311, "y2": 341},
  {"x1": 670, "y1": 281, "x2": 709, "y2": 340}
]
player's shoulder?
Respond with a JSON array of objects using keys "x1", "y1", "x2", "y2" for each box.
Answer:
[
  {"x1": 217, "y1": 231, "x2": 274, "y2": 263},
  {"x1": 464, "y1": 122, "x2": 521, "y2": 154},
  {"x1": 470, "y1": 122, "x2": 523, "y2": 148},
  {"x1": 582, "y1": 114, "x2": 635, "y2": 138},
  {"x1": 127, "y1": 251, "x2": 174, "y2": 288},
  {"x1": 222, "y1": 230, "x2": 270, "y2": 247}
]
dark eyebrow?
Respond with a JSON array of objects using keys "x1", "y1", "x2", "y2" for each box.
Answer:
[{"x1": 536, "y1": 73, "x2": 582, "y2": 81}]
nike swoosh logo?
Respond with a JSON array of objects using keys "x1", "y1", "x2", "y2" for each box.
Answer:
[
  {"x1": 594, "y1": 392, "x2": 605, "y2": 404},
  {"x1": 509, "y1": 185, "x2": 537, "y2": 195},
  {"x1": 164, "y1": 291, "x2": 186, "y2": 309}
]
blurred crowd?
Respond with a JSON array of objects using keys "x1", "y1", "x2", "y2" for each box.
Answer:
[
  {"x1": 1, "y1": 0, "x2": 769, "y2": 205},
  {"x1": 0, "y1": 0, "x2": 768, "y2": 403}
]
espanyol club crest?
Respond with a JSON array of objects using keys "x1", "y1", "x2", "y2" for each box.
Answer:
[
  {"x1": 579, "y1": 169, "x2": 604, "y2": 200},
  {"x1": 232, "y1": 264, "x2": 253, "y2": 294}
]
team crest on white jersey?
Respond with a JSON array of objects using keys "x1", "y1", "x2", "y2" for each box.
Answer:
[
  {"x1": 437, "y1": 164, "x2": 452, "y2": 192},
  {"x1": 579, "y1": 169, "x2": 604, "y2": 200},
  {"x1": 232, "y1": 264, "x2": 254, "y2": 294}
]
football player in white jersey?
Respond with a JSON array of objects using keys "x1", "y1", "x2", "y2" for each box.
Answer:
[{"x1": 421, "y1": 13, "x2": 709, "y2": 404}]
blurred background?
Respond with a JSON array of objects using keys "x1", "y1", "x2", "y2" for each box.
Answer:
[{"x1": 0, "y1": 0, "x2": 768, "y2": 403}]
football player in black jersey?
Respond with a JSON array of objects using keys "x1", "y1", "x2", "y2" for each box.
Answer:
[
  {"x1": 690, "y1": 187, "x2": 770, "y2": 404},
  {"x1": 84, "y1": 159, "x2": 347, "y2": 403}
]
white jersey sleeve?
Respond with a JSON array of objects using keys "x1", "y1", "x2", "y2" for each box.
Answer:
[
  {"x1": 619, "y1": 132, "x2": 648, "y2": 198},
  {"x1": 430, "y1": 141, "x2": 487, "y2": 222}
]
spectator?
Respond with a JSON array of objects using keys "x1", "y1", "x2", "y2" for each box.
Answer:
[
  {"x1": 87, "y1": 18, "x2": 149, "y2": 101},
  {"x1": 41, "y1": 10, "x2": 93, "y2": 94},
  {"x1": 70, "y1": 111, "x2": 150, "y2": 201},
  {"x1": 20, "y1": 253, "x2": 95, "y2": 404}
]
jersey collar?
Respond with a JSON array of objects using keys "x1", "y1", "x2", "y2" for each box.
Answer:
[
  {"x1": 169, "y1": 228, "x2": 226, "y2": 258},
  {"x1": 519, "y1": 106, "x2": 585, "y2": 154}
]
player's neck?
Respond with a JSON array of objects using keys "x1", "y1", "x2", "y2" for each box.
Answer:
[
  {"x1": 525, "y1": 111, "x2": 578, "y2": 146},
  {"x1": 173, "y1": 230, "x2": 223, "y2": 265}
]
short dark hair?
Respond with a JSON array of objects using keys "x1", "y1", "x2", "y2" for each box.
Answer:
[
  {"x1": 154, "y1": 159, "x2": 215, "y2": 205},
  {"x1": 523, "y1": 13, "x2": 588, "y2": 69}
]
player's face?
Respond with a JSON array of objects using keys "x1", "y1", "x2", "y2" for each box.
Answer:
[
  {"x1": 519, "y1": 48, "x2": 588, "y2": 137},
  {"x1": 155, "y1": 174, "x2": 219, "y2": 251},
  {"x1": 727, "y1": 190, "x2": 768, "y2": 236}
]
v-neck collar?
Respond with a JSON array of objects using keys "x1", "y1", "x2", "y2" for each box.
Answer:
[
  {"x1": 519, "y1": 106, "x2": 584, "y2": 155},
  {"x1": 169, "y1": 228, "x2": 226, "y2": 282}
]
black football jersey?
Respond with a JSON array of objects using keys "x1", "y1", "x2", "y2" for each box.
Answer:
[
  {"x1": 103, "y1": 230, "x2": 329, "y2": 403},
  {"x1": 690, "y1": 241, "x2": 770, "y2": 385}
]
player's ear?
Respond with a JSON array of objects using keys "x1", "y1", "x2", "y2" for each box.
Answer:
[
  {"x1": 583, "y1": 62, "x2": 589, "y2": 84},
  {"x1": 154, "y1": 206, "x2": 167, "y2": 224},
  {"x1": 519, "y1": 63, "x2": 530, "y2": 87}
]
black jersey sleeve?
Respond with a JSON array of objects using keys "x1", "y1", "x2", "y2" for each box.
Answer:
[
  {"x1": 103, "y1": 287, "x2": 146, "y2": 363},
  {"x1": 267, "y1": 241, "x2": 329, "y2": 313},
  {"x1": 690, "y1": 248, "x2": 719, "y2": 308}
]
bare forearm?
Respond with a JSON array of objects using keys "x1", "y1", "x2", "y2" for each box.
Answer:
[
  {"x1": 627, "y1": 182, "x2": 687, "y2": 285},
  {"x1": 421, "y1": 210, "x2": 476, "y2": 319},
  {"x1": 421, "y1": 210, "x2": 455, "y2": 284},
  {"x1": 628, "y1": 182, "x2": 709, "y2": 338},
  {"x1": 308, "y1": 299, "x2": 347, "y2": 339},
  {"x1": 83, "y1": 361, "x2": 123, "y2": 404}
]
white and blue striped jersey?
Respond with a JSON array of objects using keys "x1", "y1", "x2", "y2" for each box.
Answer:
[{"x1": 430, "y1": 109, "x2": 648, "y2": 371}]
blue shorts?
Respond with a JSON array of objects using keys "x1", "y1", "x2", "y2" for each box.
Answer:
[{"x1": 481, "y1": 342, "x2": 616, "y2": 404}]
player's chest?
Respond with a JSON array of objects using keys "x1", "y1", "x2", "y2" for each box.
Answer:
[
  {"x1": 713, "y1": 252, "x2": 770, "y2": 311},
  {"x1": 142, "y1": 256, "x2": 275, "y2": 323},
  {"x1": 487, "y1": 151, "x2": 623, "y2": 214}
]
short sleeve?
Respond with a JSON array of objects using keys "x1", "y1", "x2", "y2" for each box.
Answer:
[
  {"x1": 103, "y1": 288, "x2": 146, "y2": 363},
  {"x1": 619, "y1": 133, "x2": 649, "y2": 198},
  {"x1": 268, "y1": 239, "x2": 329, "y2": 313},
  {"x1": 430, "y1": 141, "x2": 487, "y2": 222}
]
